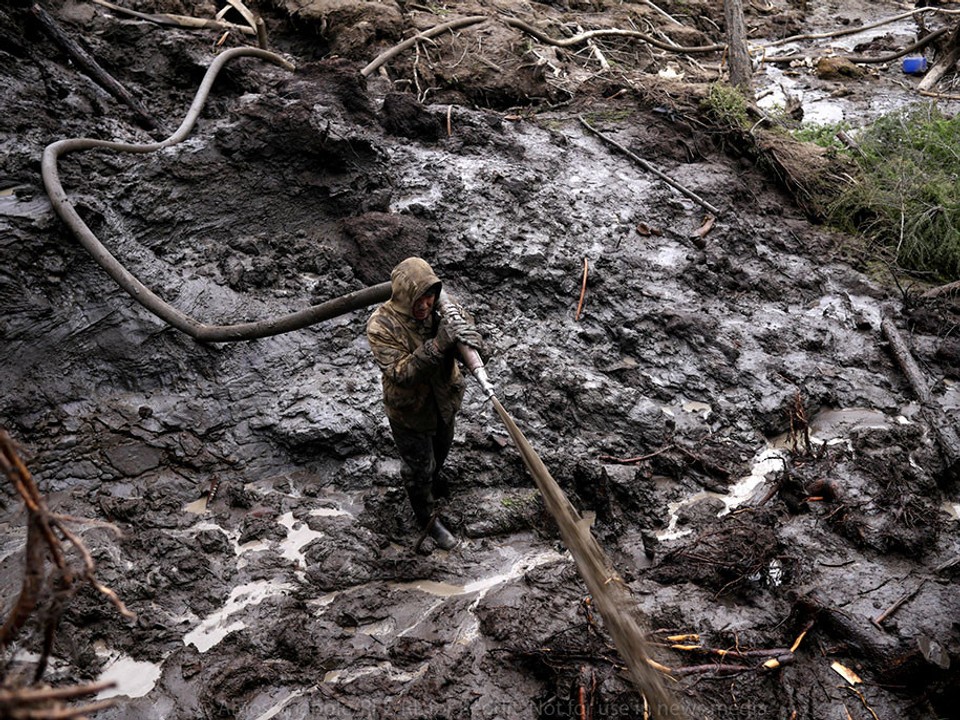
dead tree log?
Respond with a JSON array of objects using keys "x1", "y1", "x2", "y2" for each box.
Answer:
[
  {"x1": 881, "y1": 314, "x2": 960, "y2": 477},
  {"x1": 795, "y1": 590, "x2": 907, "y2": 673},
  {"x1": 918, "y1": 20, "x2": 960, "y2": 92},
  {"x1": 724, "y1": 0, "x2": 752, "y2": 92},
  {"x1": 31, "y1": 3, "x2": 160, "y2": 130}
]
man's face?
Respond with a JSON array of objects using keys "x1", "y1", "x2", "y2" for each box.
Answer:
[{"x1": 412, "y1": 292, "x2": 436, "y2": 321}]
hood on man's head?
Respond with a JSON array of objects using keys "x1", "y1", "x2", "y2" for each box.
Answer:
[{"x1": 390, "y1": 257, "x2": 442, "y2": 317}]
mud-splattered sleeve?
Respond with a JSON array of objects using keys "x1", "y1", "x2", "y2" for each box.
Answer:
[{"x1": 367, "y1": 313, "x2": 443, "y2": 387}]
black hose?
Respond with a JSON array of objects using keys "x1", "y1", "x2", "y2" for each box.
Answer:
[{"x1": 41, "y1": 46, "x2": 392, "y2": 343}]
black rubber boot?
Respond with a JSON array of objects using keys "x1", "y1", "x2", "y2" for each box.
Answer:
[
  {"x1": 406, "y1": 484, "x2": 458, "y2": 550},
  {"x1": 429, "y1": 518, "x2": 458, "y2": 551}
]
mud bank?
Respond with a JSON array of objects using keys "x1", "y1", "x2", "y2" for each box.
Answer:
[{"x1": 2, "y1": 1, "x2": 959, "y2": 718}]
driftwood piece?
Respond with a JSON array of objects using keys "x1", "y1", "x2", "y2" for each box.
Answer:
[
  {"x1": 795, "y1": 590, "x2": 904, "y2": 671},
  {"x1": 93, "y1": 0, "x2": 256, "y2": 36},
  {"x1": 579, "y1": 116, "x2": 722, "y2": 216},
  {"x1": 918, "y1": 21, "x2": 960, "y2": 92},
  {"x1": 31, "y1": 3, "x2": 160, "y2": 130},
  {"x1": 881, "y1": 315, "x2": 960, "y2": 475},
  {"x1": 921, "y1": 279, "x2": 960, "y2": 299}
]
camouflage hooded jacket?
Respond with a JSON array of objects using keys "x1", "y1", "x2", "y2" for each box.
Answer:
[{"x1": 366, "y1": 257, "x2": 465, "y2": 433}]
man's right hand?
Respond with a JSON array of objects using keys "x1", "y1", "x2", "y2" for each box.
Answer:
[{"x1": 434, "y1": 314, "x2": 467, "y2": 353}]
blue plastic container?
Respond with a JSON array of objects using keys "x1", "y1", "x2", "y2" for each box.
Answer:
[{"x1": 902, "y1": 57, "x2": 928, "y2": 74}]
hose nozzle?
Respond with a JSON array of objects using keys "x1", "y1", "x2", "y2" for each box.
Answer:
[
  {"x1": 438, "y1": 292, "x2": 496, "y2": 400},
  {"x1": 459, "y1": 344, "x2": 496, "y2": 399}
]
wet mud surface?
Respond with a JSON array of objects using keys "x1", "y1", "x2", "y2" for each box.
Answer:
[{"x1": 2, "y1": 0, "x2": 960, "y2": 718}]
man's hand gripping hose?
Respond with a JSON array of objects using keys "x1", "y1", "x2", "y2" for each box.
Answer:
[{"x1": 438, "y1": 293, "x2": 495, "y2": 399}]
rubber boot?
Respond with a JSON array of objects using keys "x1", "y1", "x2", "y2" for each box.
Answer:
[
  {"x1": 406, "y1": 484, "x2": 457, "y2": 551},
  {"x1": 429, "y1": 518, "x2": 457, "y2": 551}
]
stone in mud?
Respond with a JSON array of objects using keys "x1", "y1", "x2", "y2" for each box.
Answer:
[
  {"x1": 816, "y1": 56, "x2": 866, "y2": 80},
  {"x1": 676, "y1": 494, "x2": 725, "y2": 526},
  {"x1": 103, "y1": 440, "x2": 164, "y2": 477}
]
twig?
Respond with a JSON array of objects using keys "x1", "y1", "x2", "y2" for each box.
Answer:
[
  {"x1": 642, "y1": 0, "x2": 683, "y2": 27},
  {"x1": 0, "y1": 434, "x2": 131, "y2": 719},
  {"x1": 0, "y1": 682, "x2": 114, "y2": 703},
  {"x1": 0, "y1": 430, "x2": 135, "y2": 652},
  {"x1": 579, "y1": 116, "x2": 722, "y2": 216},
  {"x1": 575, "y1": 258, "x2": 589, "y2": 321},
  {"x1": 842, "y1": 686, "x2": 881, "y2": 720},
  {"x1": 935, "y1": 555, "x2": 959, "y2": 573},
  {"x1": 598, "y1": 445, "x2": 674, "y2": 464},
  {"x1": 871, "y1": 581, "x2": 925, "y2": 628},
  {"x1": 31, "y1": 3, "x2": 161, "y2": 130}
]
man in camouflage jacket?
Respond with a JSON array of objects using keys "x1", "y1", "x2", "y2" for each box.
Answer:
[{"x1": 367, "y1": 257, "x2": 482, "y2": 550}]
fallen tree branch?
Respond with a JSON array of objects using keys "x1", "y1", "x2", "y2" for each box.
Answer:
[
  {"x1": 920, "y1": 279, "x2": 960, "y2": 298},
  {"x1": 0, "y1": 681, "x2": 116, "y2": 720},
  {"x1": 762, "y1": 28, "x2": 948, "y2": 66},
  {"x1": 0, "y1": 430, "x2": 136, "y2": 716},
  {"x1": 670, "y1": 651, "x2": 793, "y2": 675},
  {"x1": 502, "y1": 16, "x2": 724, "y2": 54},
  {"x1": 579, "y1": 116, "x2": 722, "y2": 216},
  {"x1": 881, "y1": 314, "x2": 960, "y2": 475},
  {"x1": 761, "y1": 7, "x2": 960, "y2": 49},
  {"x1": 92, "y1": 0, "x2": 256, "y2": 36},
  {"x1": 31, "y1": 3, "x2": 161, "y2": 130}
]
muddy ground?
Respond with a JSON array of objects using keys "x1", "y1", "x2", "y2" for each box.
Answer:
[{"x1": 2, "y1": 0, "x2": 960, "y2": 718}]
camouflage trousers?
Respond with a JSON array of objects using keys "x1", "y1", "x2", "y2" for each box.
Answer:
[{"x1": 389, "y1": 416, "x2": 455, "y2": 526}]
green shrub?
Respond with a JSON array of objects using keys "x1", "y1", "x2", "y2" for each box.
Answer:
[
  {"x1": 792, "y1": 121, "x2": 852, "y2": 151},
  {"x1": 701, "y1": 83, "x2": 749, "y2": 130},
  {"x1": 829, "y1": 104, "x2": 960, "y2": 280}
]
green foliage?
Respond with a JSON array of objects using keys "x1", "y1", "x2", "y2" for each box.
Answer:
[
  {"x1": 792, "y1": 121, "x2": 852, "y2": 151},
  {"x1": 829, "y1": 104, "x2": 960, "y2": 280},
  {"x1": 582, "y1": 109, "x2": 632, "y2": 125},
  {"x1": 700, "y1": 83, "x2": 749, "y2": 130}
]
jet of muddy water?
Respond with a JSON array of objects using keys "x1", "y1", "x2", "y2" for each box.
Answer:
[{"x1": 488, "y1": 392, "x2": 683, "y2": 719}]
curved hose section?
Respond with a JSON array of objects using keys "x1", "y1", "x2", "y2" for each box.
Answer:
[{"x1": 41, "y1": 47, "x2": 392, "y2": 343}]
